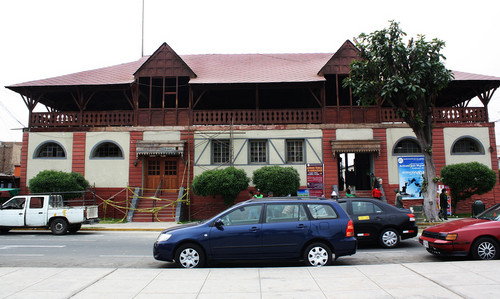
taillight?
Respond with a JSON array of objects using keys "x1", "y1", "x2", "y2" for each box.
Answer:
[
  {"x1": 346, "y1": 219, "x2": 354, "y2": 237},
  {"x1": 408, "y1": 213, "x2": 415, "y2": 222}
]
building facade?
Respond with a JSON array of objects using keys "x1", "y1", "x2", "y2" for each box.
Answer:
[{"x1": 6, "y1": 41, "x2": 500, "y2": 220}]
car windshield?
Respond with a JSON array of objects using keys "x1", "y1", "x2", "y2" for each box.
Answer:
[{"x1": 476, "y1": 204, "x2": 500, "y2": 221}]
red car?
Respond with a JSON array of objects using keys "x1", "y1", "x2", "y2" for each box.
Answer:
[{"x1": 419, "y1": 203, "x2": 500, "y2": 260}]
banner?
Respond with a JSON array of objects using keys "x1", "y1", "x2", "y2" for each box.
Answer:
[
  {"x1": 397, "y1": 156, "x2": 424, "y2": 200},
  {"x1": 306, "y1": 164, "x2": 324, "y2": 197}
]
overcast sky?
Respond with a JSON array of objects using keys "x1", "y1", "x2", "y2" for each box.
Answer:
[{"x1": 1, "y1": 0, "x2": 500, "y2": 142}]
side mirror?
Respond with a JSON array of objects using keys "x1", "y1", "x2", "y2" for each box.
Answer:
[{"x1": 214, "y1": 218, "x2": 223, "y2": 228}]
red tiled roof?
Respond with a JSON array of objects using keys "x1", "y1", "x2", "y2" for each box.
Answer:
[
  {"x1": 452, "y1": 70, "x2": 500, "y2": 81},
  {"x1": 7, "y1": 53, "x2": 500, "y2": 88}
]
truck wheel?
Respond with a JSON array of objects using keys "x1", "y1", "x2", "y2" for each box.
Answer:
[
  {"x1": 0, "y1": 228, "x2": 11, "y2": 234},
  {"x1": 68, "y1": 224, "x2": 82, "y2": 233},
  {"x1": 51, "y1": 219, "x2": 68, "y2": 235}
]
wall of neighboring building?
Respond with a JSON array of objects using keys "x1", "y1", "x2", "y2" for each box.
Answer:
[
  {"x1": 26, "y1": 132, "x2": 73, "y2": 181},
  {"x1": 0, "y1": 141, "x2": 22, "y2": 175}
]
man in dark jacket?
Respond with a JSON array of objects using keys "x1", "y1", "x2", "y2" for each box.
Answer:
[{"x1": 440, "y1": 188, "x2": 449, "y2": 220}]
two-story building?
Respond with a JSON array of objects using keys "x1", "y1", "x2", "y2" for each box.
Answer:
[{"x1": 6, "y1": 40, "x2": 500, "y2": 221}]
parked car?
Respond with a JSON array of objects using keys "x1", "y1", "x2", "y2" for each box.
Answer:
[
  {"x1": 419, "y1": 203, "x2": 500, "y2": 260},
  {"x1": 154, "y1": 197, "x2": 357, "y2": 268},
  {"x1": 336, "y1": 198, "x2": 418, "y2": 248}
]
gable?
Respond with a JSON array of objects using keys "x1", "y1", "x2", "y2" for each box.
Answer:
[
  {"x1": 318, "y1": 40, "x2": 360, "y2": 75},
  {"x1": 134, "y1": 42, "x2": 196, "y2": 78}
]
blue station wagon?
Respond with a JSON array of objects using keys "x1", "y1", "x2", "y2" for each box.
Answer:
[{"x1": 154, "y1": 197, "x2": 357, "y2": 268}]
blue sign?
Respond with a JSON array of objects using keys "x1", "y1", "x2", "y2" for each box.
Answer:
[{"x1": 397, "y1": 156, "x2": 424, "y2": 200}]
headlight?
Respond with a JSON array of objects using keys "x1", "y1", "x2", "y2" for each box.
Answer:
[{"x1": 156, "y1": 233, "x2": 172, "y2": 242}]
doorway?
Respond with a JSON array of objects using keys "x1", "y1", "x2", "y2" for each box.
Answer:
[
  {"x1": 336, "y1": 152, "x2": 373, "y2": 192},
  {"x1": 145, "y1": 157, "x2": 179, "y2": 191}
]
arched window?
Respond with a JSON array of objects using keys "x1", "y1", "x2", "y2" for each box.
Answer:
[
  {"x1": 91, "y1": 141, "x2": 123, "y2": 158},
  {"x1": 452, "y1": 137, "x2": 484, "y2": 154},
  {"x1": 393, "y1": 138, "x2": 422, "y2": 154},
  {"x1": 34, "y1": 142, "x2": 66, "y2": 158}
]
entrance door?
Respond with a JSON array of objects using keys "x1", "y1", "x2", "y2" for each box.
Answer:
[
  {"x1": 337, "y1": 152, "x2": 373, "y2": 191},
  {"x1": 145, "y1": 157, "x2": 178, "y2": 191}
]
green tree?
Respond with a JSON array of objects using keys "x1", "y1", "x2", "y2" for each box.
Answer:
[
  {"x1": 252, "y1": 166, "x2": 300, "y2": 197},
  {"x1": 191, "y1": 167, "x2": 250, "y2": 205},
  {"x1": 441, "y1": 162, "x2": 497, "y2": 211},
  {"x1": 344, "y1": 21, "x2": 453, "y2": 221},
  {"x1": 29, "y1": 170, "x2": 90, "y2": 199}
]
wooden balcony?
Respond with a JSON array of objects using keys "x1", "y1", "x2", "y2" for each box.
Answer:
[
  {"x1": 30, "y1": 111, "x2": 134, "y2": 128},
  {"x1": 28, "y1": 107, "x2": 488, "y2": 129}
]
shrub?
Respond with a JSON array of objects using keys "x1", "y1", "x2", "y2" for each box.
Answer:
[
  {"x1": 440, "y1": 162, "x2": 497, "y2": 209},
  {"x1": 191, "y1": 167, "x2": 250, "y2": 205},
  {"x1": 29, "y1": 170, "x2": 90, "y2": 199},
  {"x1": 252, "y1": 166, "x2": 300, "y2": 197}
]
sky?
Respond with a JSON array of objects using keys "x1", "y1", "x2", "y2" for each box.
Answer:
[{"x1": 1, "y1": 0, "x2": 500, "y2": 142}]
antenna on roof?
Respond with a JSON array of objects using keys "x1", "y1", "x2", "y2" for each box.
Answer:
[{"x1": 141, "y1": 0, "x2": 145, "y2": 57}]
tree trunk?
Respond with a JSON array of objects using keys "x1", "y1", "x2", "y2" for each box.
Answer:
[{"x1": 422, "y1": 150, "x2": 439, "y2": 221}]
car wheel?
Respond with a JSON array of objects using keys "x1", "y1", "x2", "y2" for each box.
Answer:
[
  {"x1": 50, "y1": 218, "x2": 68, "y2": 235},
  {"x1": 379, "y1": 228, "x2": 400, "y2": 248},
  {"x1": 471, "y1": 237, "x2": 499, "y2": 260},
  {"x1": 303, "y1": 242, "x2": 332, "y2": 267},
  {"x1": 68, "y1": 224, "x2": 82, "y2": 233},
  {"x1": 175, "y1": 243, "x2": 205, "y2": 268}
]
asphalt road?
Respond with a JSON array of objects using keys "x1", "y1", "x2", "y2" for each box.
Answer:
[{"x1": 0, "y1": 230, "x2": 450, "y2": 268}]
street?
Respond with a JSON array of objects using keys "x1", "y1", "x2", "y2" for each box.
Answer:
[{"x1": 0, "y1": 230, "x2": 446, "y2": 268}]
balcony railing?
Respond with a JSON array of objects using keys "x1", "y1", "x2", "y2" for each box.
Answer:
[
  {"x1": 30, "y1": 111, "x2": 134, "y2": 128},
  {"x1": 29, "y1": 107, "x2": 487, "y2": 129},
  {"x1": 192, "y1": 109, "x2": 322, "y2": 125}
]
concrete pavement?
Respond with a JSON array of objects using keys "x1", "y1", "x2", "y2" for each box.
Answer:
[{"x1": 1, "y1": 261, "x2": 499, "y2": 298}]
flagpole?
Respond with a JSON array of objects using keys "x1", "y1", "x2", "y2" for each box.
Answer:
[{"x1": 141, "y1": 0, "x2": 145, "y2": 57}]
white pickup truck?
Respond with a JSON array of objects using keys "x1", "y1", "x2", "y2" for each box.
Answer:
[{"x1": 0, "y1": 194, "x2": 99, "y2": 235}]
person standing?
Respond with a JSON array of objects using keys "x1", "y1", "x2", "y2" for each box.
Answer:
[
  {"x1": 254, "y1": 189, "x2": 263, "y2": 199},
  {"x1": 440, "y1": 188, "x2": 449, "y2": 220},
  {"x1": 394, "y1": 188, "x2": 404, "y2": 208}
]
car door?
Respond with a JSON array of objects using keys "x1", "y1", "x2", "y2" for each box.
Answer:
[
  {"x1": 261, "y1": 203, "x2": 311, "y2": 257},
  {"x1": 0, "y1": 197, "x2": 26, "y2": 226},
  {"x1": 209, "y1": 204, "x2": 263, "y2": 259},
  {"x1": 349, "y1": 200, "x2": 385, "y2": 242},
  {"x1": 25, "y1": 196, "x2": 46, "y2": 226}
]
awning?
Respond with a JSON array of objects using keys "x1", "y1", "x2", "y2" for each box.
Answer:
[
  {"x1": 330, "y1": 140, "x2": 381, "y2": 156},
  {"x1": 136, "y1": 141, "x2": 185, "y2": 157}
]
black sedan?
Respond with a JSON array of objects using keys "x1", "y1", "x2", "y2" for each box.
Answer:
[{"x1": 337, "y1": 198, "x2": 418, "y2": 248}]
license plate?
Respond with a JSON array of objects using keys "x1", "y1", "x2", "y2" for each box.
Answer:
[{"x1": 423, "y1": 240, "x2": 429, "y2": 248}]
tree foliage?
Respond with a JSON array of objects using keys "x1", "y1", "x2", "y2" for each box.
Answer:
[
  {"x1": 344, "y1": 21, "x2": 453, "y2": 221},
  {"x1": 252, "y1": 166, "x2": 300, "y2": 197},
  {"x1": 191, "y1": 167, "x2": 250, "y2": 205},
  {"x1": 29, "y1": 170, "x2": 90, "y2": 199},
  {"x1": 441, "y1": 162, "x2": 497, "y2": 208}
]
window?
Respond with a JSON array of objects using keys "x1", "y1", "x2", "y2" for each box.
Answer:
[
  {"x1": 35, "y1": 142, "x2": 65, "y2": 158},
  {"x1": 286, "y1": 140, "x2": 304, "y2": 163},
  {"x1": 266, "y1": 204, "x2": 308, "y2": 223},
  {"x1": 249, "y1": 140, "x2": 267, "y2": 164},
  {"x1": 452, "y1": 137, "x2": 484, "y2": 154},
  {"x1": 351, "y1": 201, "x2": 383, "y2": 215},
  {"x1": 91, "y1": 142, "x2": 123, "y2": 158},
  {"x1": 393, "y1": 138, "x2": 422, "y2": 154},
  {"x1": 212, "y1": 139, "x2": 230, "y2": 164},
  {"x1": 220, "y1": 204, "x2": 263, "y2": 226},
  {"x1": 2, "y1": 197, "x2": 25, "y2": 209},
  {"x1": 29, "y1": 197, "x2": 44, "y2": 209},
  {"x1": 306, "y1": 204, "x2": 338, "y2": 219}
]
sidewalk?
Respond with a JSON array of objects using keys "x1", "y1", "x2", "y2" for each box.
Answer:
[
  {"x1": 1, "y1": 261, "x2": 499, "y2": 298},
  {"x1": 81, "y1": 221, "x2": 176, "y2": 231}
]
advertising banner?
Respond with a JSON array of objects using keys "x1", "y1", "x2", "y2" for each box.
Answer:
[
  {"x1": 397, "y1": 156, "x2": 424, "y2": 200},
  {"x1": 306, "y1": 164, "x2": 324, "y2": 197}
]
